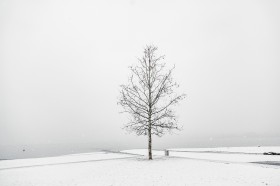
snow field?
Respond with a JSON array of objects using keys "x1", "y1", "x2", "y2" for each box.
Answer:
[{"x1": 0, "y1": 147, "x2": 279, "y2": 186}]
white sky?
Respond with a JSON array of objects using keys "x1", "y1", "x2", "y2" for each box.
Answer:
[{"x1": 1, "y1": 0, "x2": 280, "y2": 150}]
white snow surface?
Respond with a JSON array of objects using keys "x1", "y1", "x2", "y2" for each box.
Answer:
[
  {"x1": 169, "y1": 146, "x2": 280, "y2": 154},
  {"x1": 124, "y1": 147, "x2": 280, "y2": 163},
  {"x1": 0, "y1": 147, "x2": 280, "y2": 186},
  {"x1": 0, "y1": 151, "x2": 137, "y2": 170},
  {"x1": 164, "y1": 146, "x2": 280, "y2": 163}
]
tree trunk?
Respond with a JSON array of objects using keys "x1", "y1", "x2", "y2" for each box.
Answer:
[
  {"x1": 148, "y1": 127, "x2": 152, "y2": 160},
  {"x1": 148, "y1": 52, "x2": 152, "y2": 160}
]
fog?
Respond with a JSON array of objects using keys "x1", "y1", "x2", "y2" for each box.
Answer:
[{"x1": 1, "y1": 0, "x2": 280, "y2": 159}]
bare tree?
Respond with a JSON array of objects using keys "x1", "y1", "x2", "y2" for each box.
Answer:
[{"x1": 118, "y1": 45, "x2": 186, "y2": 160}]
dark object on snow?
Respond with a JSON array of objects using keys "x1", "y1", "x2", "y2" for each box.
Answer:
[
  {"x1": 252, "y1": 161, "x2": 280, "y2": 166},
  {"x1": 165, "y1": 150, "x2": 169, "y2": 156},
  {"x1": 263, "y1": 152, "x2": 280, "y2": 155}
]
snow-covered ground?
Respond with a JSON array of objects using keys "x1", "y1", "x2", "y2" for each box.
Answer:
[
  {"x1": 124, "y1": 147, "x2": 280, "y2": 164},
  {"x1": 166, "y1": 147, "x2": 280, "y2": 164},
  {"x1": 169, "y1": 146, "x2": 280, "y2": 154},
  {"x1": 0, "y1": 147, "x2": 279, "y2": 186},
  {"x1": 0, "y1": 151, "x2": 139, "y2": 170},
  {"x1": 169, "y1": 150, "x2": 280, "y2": 163}
]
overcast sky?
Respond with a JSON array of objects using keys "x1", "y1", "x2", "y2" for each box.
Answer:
[{"x1": 1, "y1": 0, "x2": 280, "y2": 152}]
